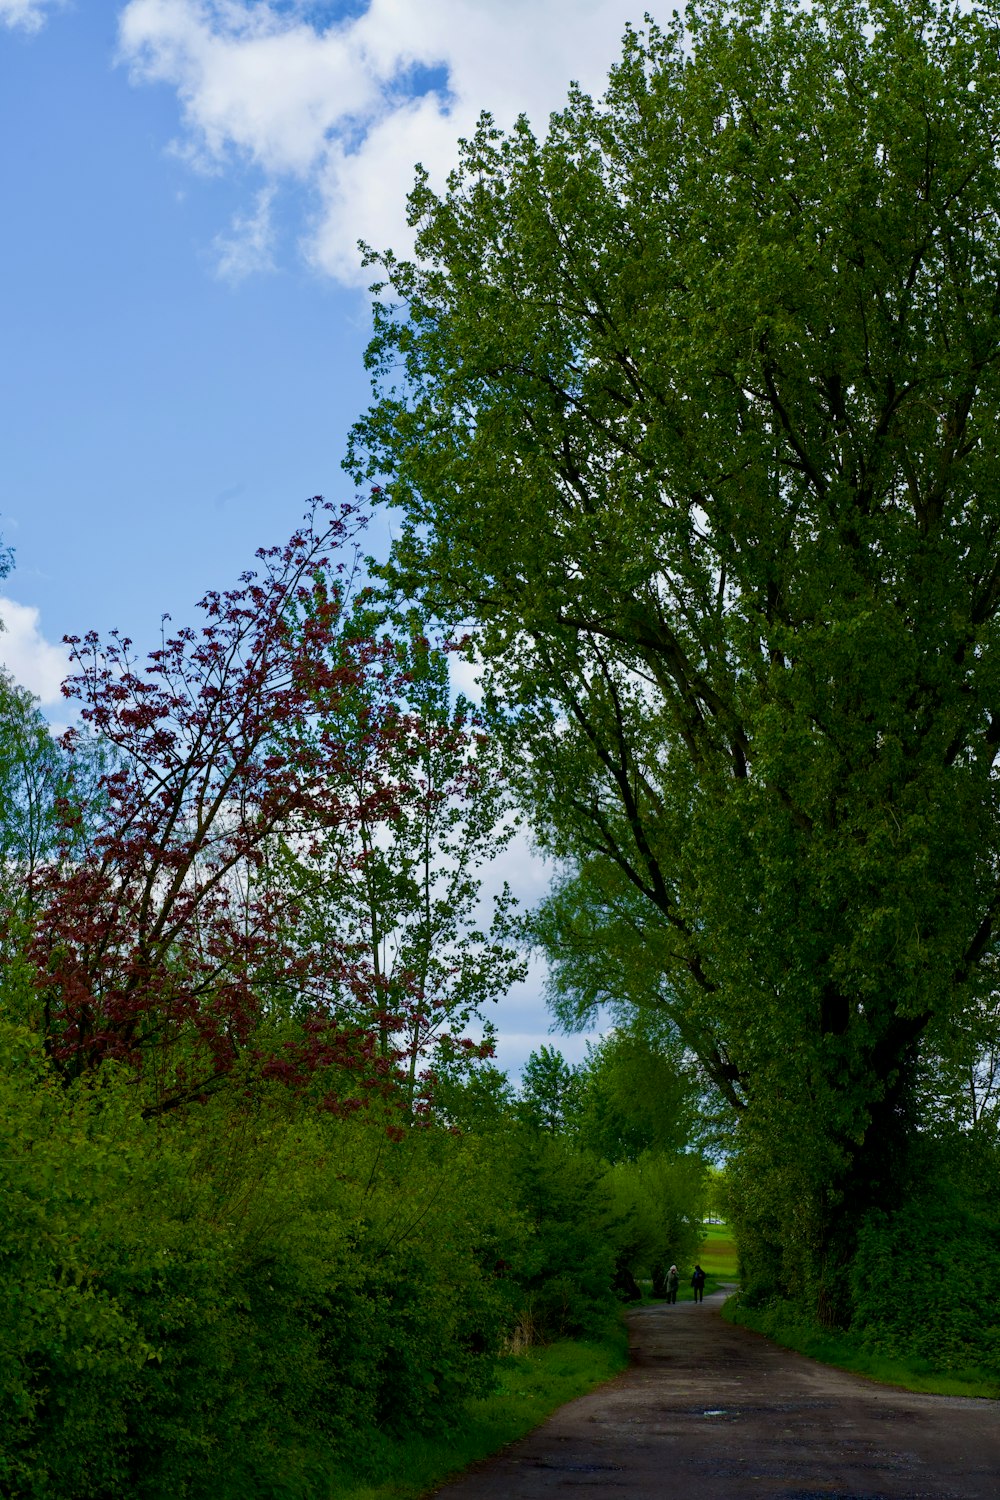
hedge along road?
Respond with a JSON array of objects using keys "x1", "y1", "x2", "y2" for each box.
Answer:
[{"x1": 432, "y1": 1288, "x2": 1000, "y2": 1498}]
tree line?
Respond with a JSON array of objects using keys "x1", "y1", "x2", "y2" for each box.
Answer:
[
  {"x1": 7, "y1": 0, "x2": 1000, "y2": 1489},
  {"x1": 349, "y1": 0, "x2": 1000, "y2": 1358},
  {"x1": 0, "y1": 509, "x2": 706, "y2": 1498}
]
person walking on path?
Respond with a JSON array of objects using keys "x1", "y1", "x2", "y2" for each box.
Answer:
[
  {"x1": 667, "y1": 1264, "x2": 679, "y2": 1304},
  {"x1": 691, "y1": 1263, "x2": 706, "y2": 1303}
]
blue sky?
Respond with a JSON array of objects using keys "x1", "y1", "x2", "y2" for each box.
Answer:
[
  {"x1": 0, "y1": 3, "x2": 374, "y2": 668},
  {"x1": 0, "y1": 0, "x2": 635, "y2": 1070}
]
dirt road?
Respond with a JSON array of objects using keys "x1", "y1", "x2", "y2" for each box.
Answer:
[{"x1": 432, "y1": 1288, "x2": 1000, "y2": 1498}]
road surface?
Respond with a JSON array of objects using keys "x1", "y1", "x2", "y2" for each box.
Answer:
[{"x1": 432, "y1": 1287, "x2": 1000, "y2": 1498}]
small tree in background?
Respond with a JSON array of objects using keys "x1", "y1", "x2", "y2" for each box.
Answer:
[
  {"x1": 23, "y1": 502, "x2": 408, "y2": 1113},
  {"x1": 518, "y1": 1044, "x2": 583, "y2": 1134},
  {"x1": 0, "y1": 673, "x2": 108, "y2": 1021},
  {"x1": 281, "y1": 610, "x2": 525, "y2": 1115}
]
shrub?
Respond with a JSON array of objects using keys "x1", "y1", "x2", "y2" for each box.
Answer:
[
  {"x1": 503, "y1": 1128, "x2": 619, "y2": 1338},
  {"x1": 0, "y1": 1025, "x2": 518, "y2": 1499},
  {"x1": 850, "y1": 1157, "x2": 1000, "y2": 1372}
]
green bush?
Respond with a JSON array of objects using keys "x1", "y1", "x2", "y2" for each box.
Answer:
[
  {"x1": 0, "y1": 1027, "x2": 151, "y2": 1499},
  {"x1": 850, "y1": 1163, "x2": 1000, "y2": 1371},
  {"x1": 4, "y1": 1020, "x2": 708, "y2": 1496},
  {"x1": 0, "y1": 1024, "x2": 518, "y2": 1500},
  {"x1": 503, "y1": 1128, "x2": 619, "y2": 1339},
  {"x1": 728, "y1": 1134, "x2": 1000, "y2": 1384}
]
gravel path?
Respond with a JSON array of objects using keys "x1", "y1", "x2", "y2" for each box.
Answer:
[{"x1": 431, "y1": 1287, "x2": 1000, "y2": 1498}]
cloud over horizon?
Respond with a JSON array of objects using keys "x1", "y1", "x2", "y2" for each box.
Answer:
[
  {"x1": 117, "y1": 0, "x2": 639, "y2": 283},
  {"x1": 0, "y1": 597, "x2": 72, "y2": 707}
]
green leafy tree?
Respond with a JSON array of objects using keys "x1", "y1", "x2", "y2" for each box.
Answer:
[
  {"x1": 501, "y1": 1124, "x2": 620, "y2": 1338},
  {"x1": 0, "y1": 674, "x2": 69, "y2": 1025},
  {"x1": 0, "y1": 666, "x2": 108, "y2": 1029},
  {"x1": 518, "y1": 1044, "x2": 583, "y2": 1133},
  {"x1": 0, "y1": 546, "x2": 72, "y2": 946},
  {"x1": 0, "y1": 674, "x2": 68, "y2": 912},
  {"x1": 350, "y1": 0, "x2": 1000, "y2": 1316},
  {"x1": 573, "y1": 1022, "x2": 703, "y2": 1164},
  {"x1": 282, "y1": 612, "x2": 526, "y2": 1113}
]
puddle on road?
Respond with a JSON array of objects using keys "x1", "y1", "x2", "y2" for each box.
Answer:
[{"x1": 538, "y1": 1462, "x2": 624, "y2": 1473}]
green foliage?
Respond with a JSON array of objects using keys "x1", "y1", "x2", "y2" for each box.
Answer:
[
  {"x1": 430, "y1": 1060, "x2": 516, "y2": 1132},
  {"x1": 722, "y1": 1294, "x2": 1000, "y2": 1399},
  {"x1": 704, "y1": 1166, "x2": 730, "y2": 1225},
  {"x1": 606, "y1": 1152, "x2": 706, "y2": 1294},
  {"x1": 0, "y1": 673, "x2": 107, "y2": 1030},
  {"x1": 849, "y1": 1138, "x2": 1000, "y2": 1372},
  {"x1": 507, "y1": 1043, "x2": 709, "y2": 1323},
  {"x1": 573, "y1": 1023, "x2": 703, "y2": 1163},
  {"x1": 0, "y1": 1025, "x2": 516, "y2": 1500},
  {"x1": 349, "y1": 0, "x2": 1000, "y2": 1314},
  {"x1": 502, "y1": 1124, "x2": 620, "y2": 1339},
  {"x1": 517, "y1": 1044, "x2": 582, "y2": 1134},
  {"x1": 727, "y1": 1136, "x2": 1000, "y2": 1387},
  {"x1": 0, "y1": 1027, "x2": 151, "y2": 1500},
  {"x1": 328, "y1": 1321, "x2": 630, "y2": 1500},
  {"x1": 279, "y1": 608, "x2": 525, "y2": 1108}
]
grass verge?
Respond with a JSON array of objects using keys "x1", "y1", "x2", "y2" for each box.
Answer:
[
  {"x1": 698, "y1": 1222, "x2": 739, "y2": 1297},
  {"x1": 722, "y1": 1294, "x2": 1000, "y2": 1400},
  {"x1": 327, "y1": 1318, "x2": 630, "y2": 1500}
]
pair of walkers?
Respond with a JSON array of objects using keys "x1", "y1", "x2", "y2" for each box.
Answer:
[{"x1": 665, "y1": 1263, "x2": 707, "y2": 1304}]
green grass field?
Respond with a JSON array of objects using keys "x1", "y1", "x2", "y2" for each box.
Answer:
[{"x1": 698, "y1": 1222, "x2": 740, "y2": 1290}]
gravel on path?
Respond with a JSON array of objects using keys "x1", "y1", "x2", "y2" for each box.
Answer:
[{"x1": 431, "y1": 1287, "x2": 1000, "y2": 1498}]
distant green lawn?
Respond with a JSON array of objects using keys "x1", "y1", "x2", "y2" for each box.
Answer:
[{"x1": 698, "y1": 1222, "x2": 740, "y2": 1285}]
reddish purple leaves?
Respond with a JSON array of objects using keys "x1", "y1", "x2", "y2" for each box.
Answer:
[{"x1": 30, "y1": 501, "x2": 404, "y2": 1112}]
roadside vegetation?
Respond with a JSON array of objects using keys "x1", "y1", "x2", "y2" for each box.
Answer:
[
  {"x1": 7, "y1": 0, "x2": 1000, "y2": 1494},
  {"x1": 0, "y1": 521, "x2": 706, "y2": 1499},
  {"x1": 723, "y1": 1297, "x2": 1000, "y2": 1402},
  {"x1": 0, "y1": 1001, "x2": 702, "y2": 1500},
  {"x1": 331, "y1": 1321, "x2": 629, "y2": 1500},
  {"x1": 723, "y1": 1141, "x2": 1000, "y2": 1400}
]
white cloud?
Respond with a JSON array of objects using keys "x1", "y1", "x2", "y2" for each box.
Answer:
[
  {"x1": 0, "y1": 597, "x2": 72, "y2": 707},
  {"x1": 491, "y1": 951, "x2": 605, "y2": 1079},
  {"x1": 213, "y1": 183, "x2": 277, "y2": 280},
  {"x1": 0, "y1": 0, "x2": 61, "y2": 31},
  {"x1": 117, "y1": 0, "x2": 639, "y2": 284}
]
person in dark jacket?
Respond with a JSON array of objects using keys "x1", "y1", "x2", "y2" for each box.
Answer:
[{"x1": 691, "y1": 1264, "x2": 706, "y2": 1303}]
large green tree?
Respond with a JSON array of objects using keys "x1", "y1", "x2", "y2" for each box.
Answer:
[{"x1": 350, "y1": 0, "x2": 1000, "y2": 1315}]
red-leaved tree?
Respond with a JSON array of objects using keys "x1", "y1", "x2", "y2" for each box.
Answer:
[{"x1": 27, "y1": 501, "x2": 407, "y2": 1113}]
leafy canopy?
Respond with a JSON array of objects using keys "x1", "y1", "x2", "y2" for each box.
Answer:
[{"x1": 350, "y1": 0, "x2": 1000, "y2": 1303}]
